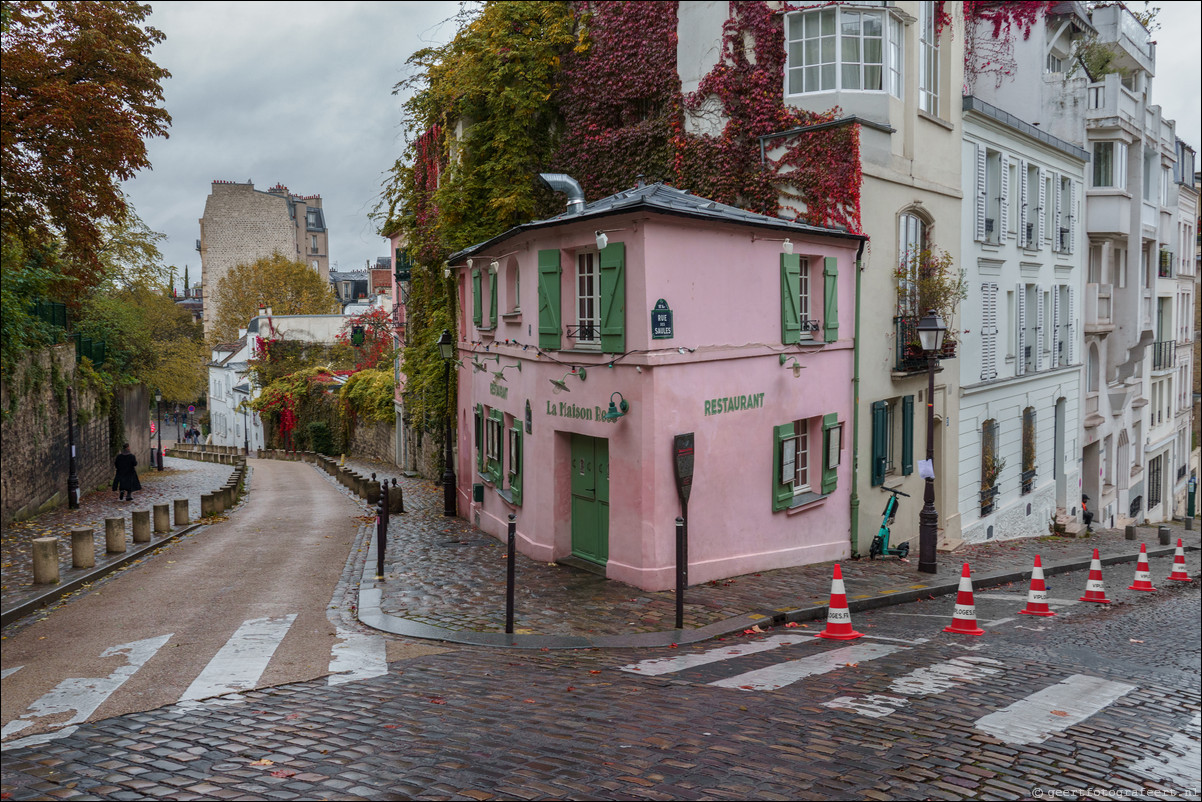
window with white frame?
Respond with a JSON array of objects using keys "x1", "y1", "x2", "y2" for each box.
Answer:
[
  {"x1": 785, "y1": 7, "x2": 901, "y2": 97},
  {"x1": 919, "y1": 1, "x2": 940, "y2": 115},
  {"x1": 780, "y1": 418, "x2": 812, "y2": 494},
  {"x1": 1092, "y1": 142, "x2": 1126, "y2": 188},
  {"x1": 798, "y1": 257, "x2": 813, "y2": 338},
  {"x1": 897, "y1": 212, "x2": 928, "y2": 316},
  {"x1": 576, "y1": 251, "x2": 599, "y2": 345}
]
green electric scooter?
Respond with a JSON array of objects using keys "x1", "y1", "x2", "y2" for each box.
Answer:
[{"x1": 868, "y1": 486, "x2": 911, "y2": 560}]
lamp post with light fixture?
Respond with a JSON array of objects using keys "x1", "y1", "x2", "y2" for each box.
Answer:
[
  {"x1": 155, "y1": 389, "x2": 163, "y2": 470},
  {"x1": 916, "y1": 309, "x2": 947, "y2": 574},
  {"x1": 437, "y1": 329, "x2": 457, "y2": 517}
]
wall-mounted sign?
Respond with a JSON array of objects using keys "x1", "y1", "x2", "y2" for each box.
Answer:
[
  {"x1": 651, "y1": 299, "x2": 673, "y2": 340},
  {"x1": 545, "y1": 400, "x2": 620, "y2": 424},
  {"x1": 489, "y1": 382, "x2": 508, "y2": 400},
  {"x1": 704, "y1": 392, "x2": 765, "y2": 416},
  {"x1": 673, "y1": 432, "x2": 694, "y2": 502},
  {"x1": 525, "y1": 399, "x2": 532, "y2": 434}
]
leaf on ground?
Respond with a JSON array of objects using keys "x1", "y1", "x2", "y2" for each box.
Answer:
[
  {"x1": 523, "y1": 699, "x2": 536, "y2": 703},
  {"x1": 429, "y1": 697, "x2": 446, "y2": 705},
  {"x1": 270, "y1": 769, "x2": 297, "y2": 778},
  {"x1": 249, "y1": 758, "x2": 274, "y2": 766},
  {"x1": 589, "y1": 670, "x2": 601, "y2": 674},
  {"x1": 1050, "y1": 710, "x2": 1069, "y2": 717}
]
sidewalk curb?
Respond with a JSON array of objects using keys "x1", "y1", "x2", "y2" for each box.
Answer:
[{"x1": 356, "y1": 541, "x2": 1197, "y2": 650}]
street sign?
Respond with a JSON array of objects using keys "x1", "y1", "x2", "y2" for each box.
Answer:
[
  {"x1": 188, "y1": 405, "x2": 195, "y2": 413},
  {"x1": 673, "y1": 432, "x2": 694, "y2": 502},
  {"x1": 652, "y1": 299, "x2": 673, "y2": 339}
]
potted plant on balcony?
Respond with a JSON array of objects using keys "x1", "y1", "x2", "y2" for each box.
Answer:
[
  {"x1": 980, "y1": 451, "x2": 1005, "y2": 515},
  {"x1": 895, "y1": 246, "x2": 966, "y2": 359}
]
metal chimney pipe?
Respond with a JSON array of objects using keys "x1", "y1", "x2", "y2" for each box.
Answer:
[{"x1": 538, "y1": 173, "x2": 585, "y2": 215}]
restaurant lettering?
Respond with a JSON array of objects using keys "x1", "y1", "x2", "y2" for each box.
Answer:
[{"x1": 704, "y1": 392, "x2": 765, "y2": 416}]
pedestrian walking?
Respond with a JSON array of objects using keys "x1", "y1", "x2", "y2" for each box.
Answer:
[{"x1": 113, "y1": 443, "x2": 141, "y2": 502}]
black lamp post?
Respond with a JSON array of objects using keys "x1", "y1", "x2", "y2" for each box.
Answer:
[
  {"x1": 243, "y1": 404, "x2": 250, "y2": 455},
  {"x1": 916, "y1": 309, "x2": 947, "y2": 574},
  {"x1": 67, "y1": 387, "x2": 80, "y2": 509},
  {"x1": 155, "y1": 388, "x2": 163, "y2": 470},
  {"x1": 437, "y1": 329, "x2": 457, "y2": 517}
]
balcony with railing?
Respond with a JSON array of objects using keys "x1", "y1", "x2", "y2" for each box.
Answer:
[
  {"x1": 1151, "y1": 340, "x2": 1175, "y2": 371},
  {"x1": 1085, "y1": 74, "x2": 1142, "y2": 128},
  {"x1": 1085, "y1": 284, "x2": 1114, "y2": 334},
  {"x1": 894, "y1": 317, "x2": 957, "y2": 374},
  {"x1": 1158, "y1": 249, "x2": 1174, "y2": 278}
]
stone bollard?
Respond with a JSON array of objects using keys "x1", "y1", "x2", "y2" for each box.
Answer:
[
  {"x1": 366, "y1": 481, "x2": 380, "y2": 506},
  {"x1": 201, "y1": 493, "x2": 215, "y2": 517},
  {"x1": 154, "y1": 504, "x2": 171, "y2": 533},
  {"x1": 1186, "y1": 517, "x2": 1194, "y2": 531},
  {"x1": 132, "y1": 510, "x2": 151, "y2": 543},
  {"x1": 72, "y1": 528, "x2": 95, "y2": 569},
  {"x1": 174, "y1": 498, "x2": 190, "y2": 526},
  {"x1": 33, "y1": 537, "x2": 60, "y2": 584},
  {"x1": 1158, "y1": 525, "x2": 1170, "y2": 546},
  {"x1": 212, "y1": 488, "x2": 225, "y2": 513},
  {"x1": 223, "y1": 485, "x2": 235, "y2": 508},
  {"x1": 105, "y1": 517, "x2": 126, "y2": 553},
  {"x1": 1125, "y1": 525, "x2": 1136, "y2": 541}
]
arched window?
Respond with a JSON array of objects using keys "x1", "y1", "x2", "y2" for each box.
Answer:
[{"x1": 897, "y1": 210, "x2": 930, "y2": 317}]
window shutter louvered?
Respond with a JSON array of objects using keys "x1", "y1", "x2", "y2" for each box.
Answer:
[
  {"x1": 1068, "y1": 181, "x2": 1077, "y2": 253},
  {"x1": 780, "y1": 253, "x2": 801, "y2": 344},
  {"x1": 488, "y1": 268, "x2": 497, "y2": 328},
  {"x1": 1052, "y1": 286, "x2": 1061, "y2": 368},
  {"x1": 773, "y1": 422, "x2": 796, "y2": 511},
  {"x1": 975, "y1": 145, "x2": 988, "y2": 242},
  {"x1": 982, "y1": 282, "x2": 998, "y2": 380},
  {"x1": 1016, "y1": 284, "x2": 1026, "y2": 376},
  {"x1": 1019, "y1": 161, "x2": 1029, "y2": 247},
  {"x1": 537, "y1": 249, "x2": 562, "y2": 349},
  {"x1": 901, "y1": 395, "x2": 914, "y2": 475},
  {"x1": 821, "y1": 413, "x2": 839, "y2": 494},
  {"x1": 1037, "y1": 167, "x2": 1047, "y2": 245},
  {"x1": 1067, "y1": 286, "x2": 1075, "y2": 364},
  {"x1": 1035, "y1": 289, "x2": 1045, "y2": 370},
  {"x1": 472, "y1": 267, "x2": 482, "y2": 327},
  {"x1": 871, "y1": 401, "x2": 888, "y2": 486},
  {"x1": 599, "y1": 242, "x2": 626, "y2": 353},
  {"x1": 508, "y1": 424, "x2": 522, "y2": 506},
  {"x1": 488, "y1": 408, "x2": 503, "y2": 484},
  {"x1": 475, "y1": 404, "x2": 485, "y2": 473},
  {"x1": 823, "y1": 256, "x2": 839, "y2": 342},
  {"x1": 999, "y1": 154, "x2": 1010, "y2": 240},
  {"x1": 1053, "y1": 174, "x2": 1062, "y2": 251}
]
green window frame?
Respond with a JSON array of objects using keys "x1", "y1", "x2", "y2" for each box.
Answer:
[
  {"x1": 823, "y1": 256, "x2": 838, "y2": 342},
  {"x1": 507, "y1": 424, "x2": 523, "y2": 506},
  {"x1": 485, "y1": 408, "x2": 503, "y2": 484},
  {"x1": 599, "y1": 242, "x2": 626, "y2": 353},
  {"x1": 472, "y1": 267, "x2": 483, "y2": 328},
  {"x1": 772, "y1": 422, "x2": 797, "y2": 511},
  {"x1": 871, "y1": 400, "x2": 887, "y2": 486},
  {"x1": 487, "y1": 265, "x2": 498, "y2": 329},
  {"x1": 537, "y1": 249, "x2": 562, "y2": 349},
  {"x1": 475, "y1": 403, "x2": 485, "y2": 474},
  {"x1": 821, "y1": 413, "x2": 840, "y2": 494},
  {"x1": 901, "y1": 394, "x2": 914, "y2": 475},
  {"x1": 780, "y1": 252, "x2": 801, "y2": 344}
]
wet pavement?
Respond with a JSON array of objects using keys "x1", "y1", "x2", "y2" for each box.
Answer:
[{"x1": 1, "y1": 456, "x2": 237, "y2": 618}]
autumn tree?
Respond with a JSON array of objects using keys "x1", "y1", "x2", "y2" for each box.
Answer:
[
  {"x1": 1, "y1": 0, "x2": 171, "y2": 291},
  {"x1": 210, "y1": 253, "x2": 341, "y2": 344}
]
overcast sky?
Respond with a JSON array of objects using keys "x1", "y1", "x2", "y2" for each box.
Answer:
[{"x1": 123, "y1": 2, "x2": 1201, "y2": 289}]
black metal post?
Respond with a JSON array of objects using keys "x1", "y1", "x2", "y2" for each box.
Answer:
[
  {"x1": 442, "y1": 358, "x2": 456, "y2": 516},
  {"x1": 67, "y1": 387, "x2": 80, "y2": 509},
  {"x1": 376, "y1": 481, "x2": 388, "y2": 580},
  {"x1": 156, "y1": 396, "x2": 163, "y2": 470},
  {"x1": 918, "y1": 354, "x2": 938, "y2": 574},
  {"x1": 176, "y1": 405, "x2": 182, "y2": 443},
  {"x1": 505, "y1": 514, "x2": 516, "y2": 634},
  {"x1": 675, "y1": 516, "x2": 686, "y2": 629},
  {"x1": 243, "y1": 407, "x2": 249, "y2": 455}
]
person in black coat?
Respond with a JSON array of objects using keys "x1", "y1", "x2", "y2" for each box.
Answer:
[{"x1": 113, "y1": 443, "x2": 141, "y2": 501}]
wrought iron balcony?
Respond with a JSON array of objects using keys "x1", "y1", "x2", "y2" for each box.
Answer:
[
  {"x1": 1151, "y1": 339, "x2": 1175, "y2": 371},
  {"x1": 1159, "y1": 249, "x2": 1174, "y2": 278},
  {"x1": 894, "y1": 316, "x2": 956, "y2": 373}
]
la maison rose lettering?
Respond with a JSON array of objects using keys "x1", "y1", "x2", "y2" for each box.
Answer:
[
  {"x1": 545, "y1": 400, "x2": 617, "y2": 423},
  {"x1": 704, "y1": 392, "x2": 765, "y2": 416}
]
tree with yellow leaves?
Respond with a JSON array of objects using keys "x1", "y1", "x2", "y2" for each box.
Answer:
[{"x1": 210, "y1": 252, "x2": 340, "y2": 344}]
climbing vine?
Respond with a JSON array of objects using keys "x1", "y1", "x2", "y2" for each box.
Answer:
[{"x1": 953, "y1": 1, "x2": 1055, "y2": 91}]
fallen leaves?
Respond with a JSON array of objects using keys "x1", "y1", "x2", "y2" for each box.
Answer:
[
  {"x1": 429, "y1": 696, "x2": 446, "y2": 705},
  {"x1": 249, "y1": 758, "x2": 273, "y2": 766},
  {"x1": 1050, "y1": 710, "x2": 1069, "y2": 717}
]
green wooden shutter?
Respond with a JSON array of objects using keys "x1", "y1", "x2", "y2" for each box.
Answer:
[
  {"x1": 537, "y1": 249, "x2": 562, "y2": 349},
  {"x1": 821, "y1": 413, "x2": 839, "y2": 495},
  {"x1": 823, "y1": 256, "x2": 839, "y2": 342},
  {"x1": 772, "y1": 422, "x2": 795, "y2": 511},
  {"x1": 901, "y1": 395, "x2": 915, "y2": 475},
  {"x1": 780, "y1": 253, "x2": 801, "y2": 345},
  {"x1": 509, "y1": 424, "x2": 523, "y2": 506},
  {"x1": 475, "y1": 404, "x2": 485, "y2": 473},
  {"x1": 472, "y1": 267, "x2": 482, "y2": 327},
  {"x1": 871, "y1": 401, "x2": 887, "y2": 486},
  {"x1": 599, "y1": 242, "x2": 626, "y2": 353},
  {"x1": 488, "y1": 409, "x2": 503, "y2": 483},
  {"x1": 488, "y1": 268, "x2": 497, "y2": 328}
]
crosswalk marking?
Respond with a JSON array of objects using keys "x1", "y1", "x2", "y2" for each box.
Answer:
[
  {"x1": 180, "y1": 614, "x2": 296, "y2": 701},
  {"x1": 975, "y1": 593, "x2": 1081, "y2": 608},
  {"x1": 1128, "y1": 712, "x2": 1202, "y2": 787},
  {"x1": 709, "y1": 642, "x2": 903, "y2": 691},
  {"x1": 0, "y1": 667, "x2": 23, "y2": 680},
  {"x1": 824, "y1": 655, "x2": 1005, "y2": 717},
  {"x1": 328, "y1": 628, "x2": 388, "y2": 685},
  {"x1": 0, "y1": 634, "x2": 172, "y2": 745},
  {"x1": 974, "y1": 674, "x2": 1136, "y2": 745},
  {"x1": 620, "y1": 634, "x2": 812, "y2": 676}
]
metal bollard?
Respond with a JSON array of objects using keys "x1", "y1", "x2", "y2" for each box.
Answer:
[
  {"x1": 1125, "y1": 525, "x2": 1136, "y2": 541},
  {"x1": 506, "y1": 514, "x2": 516, "y2": 635},
  {"x1": 105, "y1": 517, "x2": 126, "y2": 553},
  {"x1": 1158, "y1": 525, "x2": 1170, "y2": 546},
  {"x1": 676, "y1": 516, "x2": 686, "y2": 630},
  {"x1": 174, "y1": 498, "x2": 190, "y2": 526},
  {"x1": 153, "y1": 504, "x2": 171, "y2": 533},
  {"x1": 132, "y1": 510, "x2": 151, "y2": 543},
  {"x1": 33, "y1": 537, "x2": 60, "y2": 584},
  {"x1": 375, "y1": 482, "x2": 388, "y2": 581},
  {"x1": 72, "y1": 528, "x2": 95, "y2": 569}
]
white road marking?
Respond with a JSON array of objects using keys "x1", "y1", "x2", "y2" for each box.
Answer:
[
  {"x1": 0, "y1": 634, "x2": 172, "y2": 744},
  {"x1": 982, "y1": 617, "x2": 1015, "y2": 627},
  {"x1": 976, "y1": 593, "x2": 1081, "y2": 608},
  {"x1": 179, "y1": 615, "x2": 296, "y2": 701},
  {"x1": 620, "y1": 634, "x2": 813, "y2": 676},
  {"x1": 824, "y1": 655, "x2": 1004, "y2": 717},
  {"x1": 328, "y1": 628, "x2": 388, "y2": 685},
  {"x1": 1128, "y1": 713, "x2": 1202, "y2": 788},
  {"x1": 709, "y1": 642, "x2": 903, "y2": 692},
  {"x1": 0, "y1": 666, "x2": 23, "y2": 680},
  {"x1": 974, "y1": 674, "x2": 1136, "y2": 745}
]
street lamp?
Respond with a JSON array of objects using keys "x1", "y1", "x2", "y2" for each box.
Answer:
[
  {"x1": 243, "y1": 404, "x2": 250, "y2": 456},
  {"x1": 155, "y1": 388, "x2": 163, "y2": 471},
  {"x1": 437, "y1": 329, "x2": 457, "y2": 517},
  {"x1": 916, "y1": 309, "x2": 947, "y2": 574}
]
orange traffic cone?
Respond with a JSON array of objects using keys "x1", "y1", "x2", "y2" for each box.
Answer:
[
  {"x1": 1019, "y1": 555, "x2": 1056, "y2": 617},
  {"x1": 1079, "y1": 548, "x2": 1112, "y2": 604},
  {"x1": 943, "y1": 563, "x2": 985, "y2": 636},
  {"x1": 1167, "y1": 539, "x2": 1191, "y2": 582},
  {"x1": 1127, "y1": 543, "x2": 1156, "y2": 592},
  {"x1": 816, "y1": 564, "x2": 864, "y2": 640}
]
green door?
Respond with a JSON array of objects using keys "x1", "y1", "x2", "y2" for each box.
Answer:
[{"x1": 570, "y1": 434, "x2": 609, "y2": 565}]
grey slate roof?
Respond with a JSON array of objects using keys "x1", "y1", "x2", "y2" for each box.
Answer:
[{"x1": 447, "y1": 181, "x2": 865, "y2": 264}]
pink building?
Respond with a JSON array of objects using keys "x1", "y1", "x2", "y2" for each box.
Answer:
[{"x1": 447, "y1": 179, "x2": 865, "y2": 591}]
